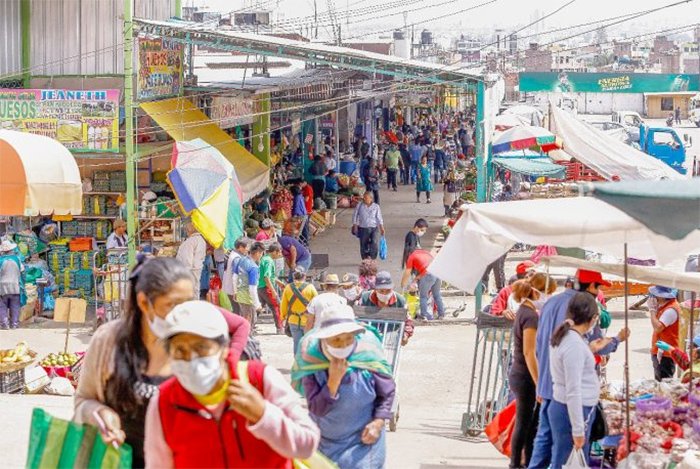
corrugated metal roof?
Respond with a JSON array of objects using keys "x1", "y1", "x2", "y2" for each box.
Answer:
[{"x1": 0, "y1": 0, "x2": 22, "y2": 78}]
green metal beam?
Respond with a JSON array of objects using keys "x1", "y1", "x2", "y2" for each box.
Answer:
[{"x1": 124, "y1": 0, "x2": 137, "y2": 266}]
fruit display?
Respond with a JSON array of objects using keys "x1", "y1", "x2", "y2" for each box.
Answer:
[
  {"x1": 0, "y1": 342, "x2": 33, "y2": 364},
  {"x1": 40, "y1": 352, "x2": 81, "y2": 368}
]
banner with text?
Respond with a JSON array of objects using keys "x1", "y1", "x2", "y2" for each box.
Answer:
[
  {"x1": 137, "y1": 38, "x2": 183, "y2": 100},
  {"x1": 519, "y1": 72, "x2": 700, "y2": 93},
  {"x1": 210, "y1": 96, "x2": 255, "y2": 128},
  {"x1": 0, "y1": 89, "x2": 120, "y2": 152}
]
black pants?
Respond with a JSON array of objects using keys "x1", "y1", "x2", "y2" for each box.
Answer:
[
  {"x1": 482, "y1": 254, "x2": 507, "y2": 291},
  {"x1": 401, "y1": 165, "x2": 410, "y2": 184},
  {"x1": 510, "y1": 377, "x2": 539, "y2": 468},
  {"x1": 311, "y1": 179, "x2": 325, "y2": 200},
  {"x1": 387, "y1": 169, "x2": 398, "y2": 189},
  {"x1": 652, "y1": 355, "x2": 676, "y2": 381},
  {"x1": 371, "y1": 188, "x2": 380, "y2": 204},
  {"x1": 358, "y1": 226, "x2": 379, "y2": 259},
  {"x1": 416, "y1": 191, "x2": 431, "y2": 201}
]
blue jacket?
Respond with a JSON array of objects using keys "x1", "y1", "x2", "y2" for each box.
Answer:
[{"x1": 535, "y1": 288, "x2": 577, "y2": 400}]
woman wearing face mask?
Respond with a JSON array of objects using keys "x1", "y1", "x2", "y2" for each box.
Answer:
[
  {"x1": 507, "y1": 276, "x2": 552, "y2": 469},
  {"x1": 145, "y1": 301, "x2": 319, "y2": 467},
  {"x1": 548, "y1": 292, "x2": 601, "y2": 469},
  {"x1": 505, "y1": 272, "x2": 556, "y2": 320},
  {"x1": 74, "y1": 256, "x2": 250, "y2": 467},
  {"x1": 402, "y1": 218, "x2": 428, "y2": 268},
  {"x1": 339, "y1": 273, "x2": 363, "y2": 306},
  {"x1": 292, "y1": 305, "x2": 396, "y2": 469}
]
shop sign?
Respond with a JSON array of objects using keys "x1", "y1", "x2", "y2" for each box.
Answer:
[
  {"x1": 396, "y1": 92, "x2": 435, "y2": 107},
  {"x1": 519, "y1": 72, "x2": 700, "y2": 93},
  {"x1": 210, "y1": 96, "x2": 254, "y2": 128},
  {"x1": 137, "y1": 38, "x2": 183, "y2": 100},
  {"x1": 0, "y1": 88, "x2": 120, "y2": 152}
]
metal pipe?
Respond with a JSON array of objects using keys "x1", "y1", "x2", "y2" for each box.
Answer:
[{"x1": 624, "y1": 243, "x2": 630, "y2": 456}]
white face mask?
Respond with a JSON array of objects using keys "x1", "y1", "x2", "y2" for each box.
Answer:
[
  {"x1": 147, "y1": 314, "x2": 169, "y2": 339},
  {"x1": 171, "y1": 353, "x2": 223, "y2": 396},
  {"x1": 376, "y1": 292, "x2": 393, "y2": 303},
  {"x1": 648, "y1": 296, "x2": 658, "y2": 312},
  {"x1": 416, "y1": 230, "x2": 426, "y2": 237},
  {"x1": 324, "y1": 340, "x2": 356, "y2": 360},
  {"x1": 343, "y1": 287, "x2": 359, "y2": 301},
  {"x1": 532, "y1": 292, "x2": 549, "y2": 311}
]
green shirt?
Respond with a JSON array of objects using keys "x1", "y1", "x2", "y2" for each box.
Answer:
[
  {"x1": 385, "y1": 150, "x2": 401, "y2": 170},
  {"x1": 258, "y1": 254, "x2": 276, "y2": 289}
]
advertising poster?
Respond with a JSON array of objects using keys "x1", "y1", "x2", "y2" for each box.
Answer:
[
  {"x1": 519, "y1": 72, "x2": 700, "y2": 93},
  {"x1": 137, "y1": 37, "x2": 183, "y2": 100},
  {"x1": 210, "y1": 96, "x2": 255, "y2": 128},
  {"x1": 0, "y1": 88, "x2": 120, "y2": 152}
]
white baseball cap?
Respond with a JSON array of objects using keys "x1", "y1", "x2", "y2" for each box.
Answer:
[{"x1": 162, "y1": 301, "x2": 228, "y2": 340}]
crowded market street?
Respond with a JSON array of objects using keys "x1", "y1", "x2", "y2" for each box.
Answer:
[{"x1": 0, "y1": 181, "x2": 659, "y2": 468}]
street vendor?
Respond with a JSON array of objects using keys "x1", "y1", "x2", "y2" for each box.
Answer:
[
  {"x1": 106, "y1": 219, "x2": 128, "y2": 250},
  {"x1": 648, "y1": 285, "x2": 681, "y2": 381},
  {"x1": 656, "y1": 334, "x2": 700, "y2": 382},
  {"x1": 358, "y1": 271, "x2": 414, "y2": 345},
  {"x1": 0, "y1": 239, "x2": 24, "y2": 330}
]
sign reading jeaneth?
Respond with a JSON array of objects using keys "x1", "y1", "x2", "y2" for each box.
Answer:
[
  {"x1": 519, "y1": 72, "x2": 700, "y2": 93},
  {"x1": 0, "y1": 88, "x2": 120, "y2": 152},
  {"x1": 137, "y1": 38, "x2": 183, "y2": 100}
]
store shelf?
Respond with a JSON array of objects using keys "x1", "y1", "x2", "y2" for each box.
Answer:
[
  {"x1": 83, "y1": 192, "x2": 122, "y2": 196},
  {"x1": 70, "y1": 215, "x2": 115, "y2": 220}
]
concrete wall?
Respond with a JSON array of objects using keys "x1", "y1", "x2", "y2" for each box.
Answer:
[{"x1": 526, "y1": 92, "x2": 644, "y2": 115}]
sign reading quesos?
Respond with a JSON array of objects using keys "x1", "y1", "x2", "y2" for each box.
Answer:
[{"x1": 0, "y1": 89, "x2": 120, "y2": 152}]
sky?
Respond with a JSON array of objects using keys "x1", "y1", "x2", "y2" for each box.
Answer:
[{"x1": 192, "y1": 0, "x2": 700, "y2": 41}]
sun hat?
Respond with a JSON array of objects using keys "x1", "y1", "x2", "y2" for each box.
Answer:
[
  {"x1": 340, "y1": 273, "x2": 359, "y2": 286},
  {"x1": 322, "y1": 273, "x2": 340, "y2": 285},
  {"x1": 312, "y1": 304, "x2": 365, "y2": 340},
  {"x1": 162, "y1": 301, "x2": 228, "y2": 340},
  {"x1": 374, "y1": 271, "x2": 394, "y2": 290},
  {"x1": 0, "y1": 239, "x2": 18, "y2": 253},
  {"x1": 575, "y1": 269, "x2": 612, "y2": 287},
  {"x1": 649, "y1": 285, "x2": 678, "y2": 300}
]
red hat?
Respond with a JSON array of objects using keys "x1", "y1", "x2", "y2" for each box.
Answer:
[
  {"x1": 516, "y1": 261, "x2": 535, "y2": 276},
  {"x1": 575, "y1": 269, "x2": 611, "y2": 287}
]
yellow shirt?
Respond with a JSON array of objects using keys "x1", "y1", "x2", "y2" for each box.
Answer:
[{"x1": 280, "y1": 281, "x2": 318, "y2": 326}]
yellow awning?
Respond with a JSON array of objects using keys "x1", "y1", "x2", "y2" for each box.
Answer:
[{"x1": 140, "y1": 97, "x2": 269, "y2": 202}]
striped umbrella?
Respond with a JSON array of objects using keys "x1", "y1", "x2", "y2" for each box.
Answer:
[
  {"x1": 167, "y1": 138, "x2": 243, "y2": 249},
  {"x1": 491, "y1": 125, "x2": 561, "y2": 154}
]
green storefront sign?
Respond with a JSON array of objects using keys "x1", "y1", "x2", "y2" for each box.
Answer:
[{"x1": 519, "y1": 72, "x2": 700, "y2": 93}]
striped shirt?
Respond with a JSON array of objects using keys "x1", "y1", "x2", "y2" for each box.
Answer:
[{"x1": 352, "y1": 202, "x2": 383, "y2": 228}]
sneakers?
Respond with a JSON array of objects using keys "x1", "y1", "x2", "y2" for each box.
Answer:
[
  {"x1": 0, "y1": 324, "x2": 8, "y2": 330},
  {"x1": 276, "y1": 327, "x2": 285, "y2": 335},
  {"x1": 426, "y1": 198, "x2": 432, "y2": 204}
]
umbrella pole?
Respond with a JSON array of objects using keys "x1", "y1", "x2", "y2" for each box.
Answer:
[
  {"x1": 624, "y1": 243, "x2": 630, "y2": 457},
  {"x1": 690, "y1": 291, "x2": 695, "y2": 395}
]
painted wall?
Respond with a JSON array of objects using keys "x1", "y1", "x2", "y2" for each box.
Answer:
[{"x1": 646, "y1": 95, "x2": 691, "y2": 119}]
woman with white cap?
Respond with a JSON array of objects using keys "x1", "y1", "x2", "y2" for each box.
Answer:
[
  {"x1": 292, "y1": 304, "x2": 396, "y2": 469},
  {"x1": 144, "y1": 300, "x2": 320, "y2": 468}
]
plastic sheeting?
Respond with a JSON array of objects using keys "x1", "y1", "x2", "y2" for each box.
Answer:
[
  {"x1": 428, "y1": 197, "x2": 700, "y2": 292},
  {"x1": 492, "y1": 157, "x2": 565, "y2": 178},
  {"x1": 549, "y1": 105, "x2": 682, "y2": 181}
]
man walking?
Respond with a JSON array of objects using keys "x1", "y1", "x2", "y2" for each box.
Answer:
[
  {"x1": 399, "y1": 142, "x2": 411, "y2": 185},
  {"x1": 400, "y1": 249, "x2": 445, "y2": 321},
  {"x1": 222, "y1": 238, "x2": 249, "y2": 313},
  {"x1": 176, "y1": 221, "x2": 207, "y2": 295},
  {"x1": 280, "y1": 266, "x2": 318, "y2": 354},
  {"x1": 352, "y1": 191, "x2": 385, "y2": 260},
  {"x1": 675, "y1": 106, "x2": 682, "y2": 125},
  {"x1": 258, "y1": 243, "x2": 285, "y2": 334},
  {"x1": 235, "y1": 241, "x2": 265, "y2": 328},
  {"x1": 384, "y1": 143, "x2": 401, "y2": 191},
  {"x1": 359, "y1": 271, "x2": 414, "y2": 345}
]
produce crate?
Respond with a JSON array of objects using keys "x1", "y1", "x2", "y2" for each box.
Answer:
[
  {"x1": 69, "y1": 237, "x2": 93, "y2": 252},
  {"x1": 0, "y1": 368, "x2": 25, "y2": 394}
]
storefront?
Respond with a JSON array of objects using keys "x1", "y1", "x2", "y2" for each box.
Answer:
[{"x1": 644, "y1": 92, "x2": 697, "y2": 119}]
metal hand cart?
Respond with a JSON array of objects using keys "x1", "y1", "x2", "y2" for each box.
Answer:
[
  {"x1": 308, "y1": 253, "x2": 329, "y2": 283},
  {"x1": 93, "y1": 249, "x2": 128, "y2": 328},
  {"x1": 353, "y1": 305, "x2": 406, "y2": 432}
]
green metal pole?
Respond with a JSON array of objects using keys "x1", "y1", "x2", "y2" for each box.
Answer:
[
  {"x1": 20, "y1": 0, "x2": 30, "y2": 87},
  {"x1": 124, "y1": 0, "x2": 137, "y2": 266},
  {"x1": 474, "y1": 80, "x2": 486, "y2": 315}
]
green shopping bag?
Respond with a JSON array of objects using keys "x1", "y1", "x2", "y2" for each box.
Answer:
[{"x1": 26, "y1": 408, "x2": 132, "y2": 469}]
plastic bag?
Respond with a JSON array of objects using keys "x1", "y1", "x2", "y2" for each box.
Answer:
[
  {"x1": 563, "y1": 449, "x2": 590, "y2": 469},
  {"x1": 484, "y1": 400, "x2": 515, "y2": 457},
  {"x1": 379, "y1": 236, "x2": 388, "y2": 260}
]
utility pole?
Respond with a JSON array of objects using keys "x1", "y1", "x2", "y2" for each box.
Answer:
[{"x1": 124, "y1": 0, "x2": 137, "y2": 266}]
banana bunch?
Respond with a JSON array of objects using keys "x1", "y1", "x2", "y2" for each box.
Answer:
[{"x1": 0, "y1": 341, "x2": 31, "y2": 364}]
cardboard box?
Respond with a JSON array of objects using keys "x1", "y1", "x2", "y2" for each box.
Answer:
[
  {"x1": 53, "y1": 298, "x2": 87, "y2": 323},
  {"x1": 24, "y1": 366, "x2": 50, "y2": 394}
]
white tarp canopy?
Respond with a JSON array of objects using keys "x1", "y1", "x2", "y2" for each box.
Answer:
[
  {"x1": 429, "y1": 197, "x2": 700, "y2": 293},
  {"x1": 549, "y1": 105, "x2": 682, "y2": 181},
  {"x1": 541, "y1": 255, "x2": 700, "y2": 292}
]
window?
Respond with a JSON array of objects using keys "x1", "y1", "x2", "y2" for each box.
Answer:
[
  {"x1": 661, "y1": 97, "x2": 674, "y2": 111},
  {"x1": 653, "y1": 131, "x2": 676, "y2": 146}
]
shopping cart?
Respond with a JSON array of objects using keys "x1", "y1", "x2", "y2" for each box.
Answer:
[
  {"x1": 93, "y1": 249, "x2": 128, "y2": 329},
  {"x1": 353, "y1": 305, "x2": 406, "y2": 431}
]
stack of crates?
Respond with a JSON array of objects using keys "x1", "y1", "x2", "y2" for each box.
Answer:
[
  {"x1": 82, "y1": 195, "x2": 107, "y2": 216},
  {"x1": 92, "y1": 172, "x2": 111, "y2": 192},
  {"x1": 109, "y1": 172, "x2": 127, "y2": 192}
]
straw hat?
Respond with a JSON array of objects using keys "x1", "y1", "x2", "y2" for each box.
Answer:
[
  {"x1": 312, "y1": 304, "x2": 365, "y2": 340},
  {"x1": 322, "y1": 273, "x2": 340, "y2": 285}
]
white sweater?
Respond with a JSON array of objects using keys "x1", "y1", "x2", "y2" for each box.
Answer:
[{"x1": 550, "y1": 330, "x2": 599, "y2": 436}]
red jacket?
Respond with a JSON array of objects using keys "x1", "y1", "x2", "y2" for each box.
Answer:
[
  {"x1": 157, "y1": 358, "x2": 292, "y2": 468},
  {"x1": 490, "y1": 286, "x2": 513, "y2": 316}
]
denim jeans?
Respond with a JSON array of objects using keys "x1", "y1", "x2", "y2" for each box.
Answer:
[
  {"x1": 288, "y1": 256, "x2": 313, "y2": 282},
  {"x1": 528, "y1": 399, "x2": 553, "y2": 469},
  {"x1": 531, "y1": 399, "x2": 594, "y2": 469},
  {"x1": 289, "y1": 323, "x2": 305, "y2": 356},
  {"x1": 417, "y1": 273, "x2": 445, "y2": 319},
  {"x1": 0, "y1": 294, "x2": 21, "y2": 328}
]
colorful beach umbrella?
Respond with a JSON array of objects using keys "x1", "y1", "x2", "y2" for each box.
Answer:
[
  {"x1": 167, "y1": 138, "x2": 244, "y2": 250},
  {"x1": 493, "y1": 114, "x2": 529, "y2": 131},
  {"x1": 491, "y1": 126, "x2": 561, "y2": 154}
]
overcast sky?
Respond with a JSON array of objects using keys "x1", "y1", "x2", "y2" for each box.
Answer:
[{"x1": 193, "y1": 0, "x2": 700, "y2": 38}]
